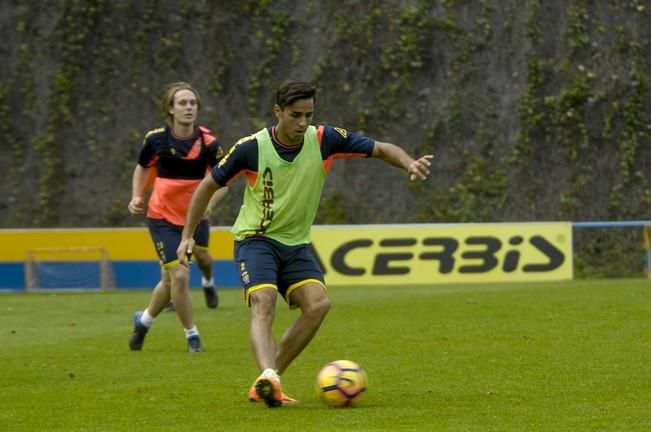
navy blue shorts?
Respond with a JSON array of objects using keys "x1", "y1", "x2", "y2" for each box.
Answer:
[
  {"x1": 147, "y1": 218, "x2": 210, "y2": 268},
  {"x1": 234, "y1": 236, "x2": 325, "y2": 306}
]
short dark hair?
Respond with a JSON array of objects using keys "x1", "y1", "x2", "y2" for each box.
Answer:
[{"x1": 275, "y1": 79, "x2": 316, "y2": 108}]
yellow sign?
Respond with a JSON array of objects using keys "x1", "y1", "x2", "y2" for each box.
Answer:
[
  {"x1": 0, "y1": 223, "x2": 573, "y2": 286},
  {"x1": 311, "y1": 223, "x2": 573, "y2": 285},
  {"x1": 0, "y1": 227, "x2": 234, "y2": 261}
]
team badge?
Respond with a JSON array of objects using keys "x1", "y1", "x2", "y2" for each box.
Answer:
[
  {"x1": 156, "y1": 241, "x2": 166, "y2": 263},
  {"x1": 240, "y1": 262, "x2": 250, "y2": 284},
  {"x1": 334, "y1": 127, "x2": 348, "y2": 138}
]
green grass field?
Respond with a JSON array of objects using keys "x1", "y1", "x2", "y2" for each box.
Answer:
[{"x1": 1, "y1": 280, "x2": 650, "y2": 431}]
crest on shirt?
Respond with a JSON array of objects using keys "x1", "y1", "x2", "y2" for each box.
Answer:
[{"x1": 334, "y1": 127, "x2": 348, "y2": 139}]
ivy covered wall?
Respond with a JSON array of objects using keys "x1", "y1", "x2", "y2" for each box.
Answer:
[{"x1": 1, "y1": 0, "x2": 649, "y2": 230}]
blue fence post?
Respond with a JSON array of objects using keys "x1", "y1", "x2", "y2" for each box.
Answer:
[{"x1": 644, "y1": 225, "x2": 651, "y2": 279}]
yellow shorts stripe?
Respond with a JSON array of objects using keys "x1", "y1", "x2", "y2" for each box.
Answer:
[
  {"x1": 162, "y1": 259, "x2": 180, "y2": 269},
  {"x1": 245, "y1": 283, "x2": 277, "y2": 306},
  {"x1": 285, "y1": 279, "x2": 327, "y2": 308}
]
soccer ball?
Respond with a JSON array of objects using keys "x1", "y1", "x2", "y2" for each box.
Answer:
[{"x1": 315, "y1": 360, "x2": 367, "y2": 407}]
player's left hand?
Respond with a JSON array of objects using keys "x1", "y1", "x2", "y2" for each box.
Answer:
[
  {"x1": 177, "y1": 238, "x2": 195, "y2": 268},
  {"x1": 408, "y1": 155, "x2": 433, "y2": 181}
]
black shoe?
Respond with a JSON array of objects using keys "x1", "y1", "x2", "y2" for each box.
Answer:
[
  {"x1": 187, "y1": 336, "x2": 204, "y2": 353},
  {"x1": 203, "y1": 285, "x2": 219, "y2": 309},
  {"x1": 129, "y1": 311, "x2": 149, "y2": 351}
]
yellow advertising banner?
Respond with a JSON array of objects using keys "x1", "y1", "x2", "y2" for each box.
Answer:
[
  {"x1": 0, "y1": 223, "x2": 573, "y2": 288},
  {"x1": 311, "y1": 222, "x2": 573, "y2": 285},
  {"x1": 0, "y1": 227, "x2": 234, "y2": 261}
]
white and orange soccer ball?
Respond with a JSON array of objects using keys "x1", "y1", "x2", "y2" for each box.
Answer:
[{"x1": 315, "y1": 360, "x2": 367, "y2": 407}]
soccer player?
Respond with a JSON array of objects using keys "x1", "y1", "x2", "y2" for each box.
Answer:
[
  {"x1": 127, "y1": 82, "x2": 228, "y2": 352},
  {"x1": 177, "y1": 79, "x2": 432, "y2": 403}
]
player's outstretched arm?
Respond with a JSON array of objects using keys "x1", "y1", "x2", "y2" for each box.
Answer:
[
  {"x1": 371, "y1": 141, "x2": 433, "y2": 181},
  {"x1": 178, "y1": 176, "x2": 221, "y2": 267}
]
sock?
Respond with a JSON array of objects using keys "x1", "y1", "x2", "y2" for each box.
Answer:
[
  {"x1": 261, "y1": 368, "x2": 280, "y2": 381},
  {"x1": 140, "y1": 309, "x2": 155, "y2": 328},
  {"x1": 184, "y1": 326, "x2": 200, "y2": 339},
  {"x1": 201, "y1": 276, "x2": 214, "y2": 288}
]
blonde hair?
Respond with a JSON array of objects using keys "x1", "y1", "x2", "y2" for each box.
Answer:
[{"x1": 161, "y1": 82, "x2": 202, "y2": 125}]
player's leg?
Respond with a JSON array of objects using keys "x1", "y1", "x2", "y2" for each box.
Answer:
[
  {"x1": 249, "y1": 287, "x2": 279, "y2": 371},
  {"x1": 136, "y1": 218, "x2": 203, "y2": 352},
  {"x1": 153, "y1": 221, "x2": 205, "y2": 352},
  {"x1": 247, "y1": 244, "x2": 330, "y2": 403},
  {"x1": 275, "y1": 281, "x2": 330, "y2": 375},
  {"x1": 248, "y1": 288, "x2": 296, "y2": 406},
  {"x1": 192, "y1": 219, "x2": 218, "y2": 308},
  {"x1": 250, "y1": 289, "x2": 286, "y2": 407},
  {"x1": 235, "y1": 238, "x2": 289, "y2": 407},
  {"x1": 248, "y1": 279, "x2": 328, "y2": 404},
  {"x1": 148, "y1": 271, "x2": 172, "y2": 315},
  {"x1": 129, "y1": 272, "x2": 173, "y2": 350},
  {"x1": 130, "y1": 220, "x2": 173, "y2": 351},
  {"x1": 161, "y1": 269, "x2": 176, "y2": 312},
  {"x1": 275, "y1": 243, "x2": 330, "y2": 374},
  {"x1": 167, "y1": 264, "x2": 192, "y2": 325},
  {"x1": 192, "y1": 249, "x2": 218, "y2": 309},
  {"x1": 167, "y1": 260, "x2": 203, "y2": 353}
]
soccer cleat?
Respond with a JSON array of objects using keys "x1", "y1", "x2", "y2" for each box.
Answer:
[
  {"x1": 248, "y1": 384, "x2": 298, "y2": 405},
  {"x1": 202, "y1": 285, "x2": 219, "y2": 309},
  {"x1": 252, "y1": 373, "x2": 284, "y2": 408},
  {"x1": 129, "y1": 311, "x2": 149, "y2": 351},
  {"x1": 187, "y1": 335, "x2": 204, "y2": 353}
]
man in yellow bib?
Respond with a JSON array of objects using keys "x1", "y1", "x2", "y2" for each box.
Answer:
[{"x1": 178, "y1": 79, "x2": 433, "y2": 407}]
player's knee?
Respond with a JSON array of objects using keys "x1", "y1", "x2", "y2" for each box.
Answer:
[
  {"x1": 305, "y1": 295, "x2": 331, "y2": 320},
  {"x1": 167, "y1": 265, "x2": 189, "y2": 286},
  {"x1": 250, "y1": 291, "x2": 277, "y2": 320},
  {"x1": 319, "y1": 296, "x2": 331, "y2": 317}
]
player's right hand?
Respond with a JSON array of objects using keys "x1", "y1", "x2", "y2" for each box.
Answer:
[
  {"x1": 128, "y1": 197, "x2": 145, "y2": 215},
  {"x1": 177, "y1": 238, "x2": 195, "y2": 268}
]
